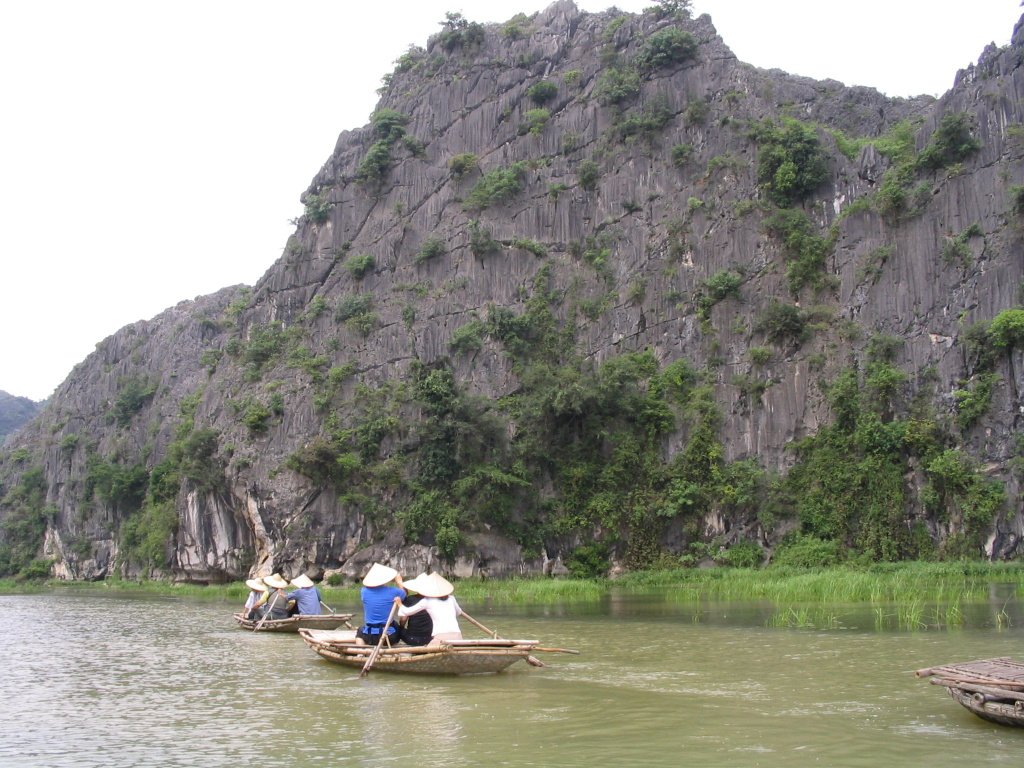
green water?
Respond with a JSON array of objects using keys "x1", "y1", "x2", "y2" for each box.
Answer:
[{"x1": 2, "y1": 590, "x2": 1023, "y2": 767}]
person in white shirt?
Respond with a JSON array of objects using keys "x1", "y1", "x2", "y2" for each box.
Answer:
[
  {"x1": 397, "y1": 572, "x2": 463, "y2": 643},
  {"x1": 243, "y1": 577, "x2": 268, "y2": 619}
]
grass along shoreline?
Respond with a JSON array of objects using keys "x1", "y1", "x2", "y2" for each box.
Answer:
[{"x1": 1, "y1": 561, "x2": 1021, "y2": 606}]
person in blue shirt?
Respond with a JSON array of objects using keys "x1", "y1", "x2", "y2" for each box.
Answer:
[
  {"x1": 356, "y1": 563, "x2": 405, "y2": 645},
  {"x1": 286, "y1": 574, "x2": 323, "y2": 616}
]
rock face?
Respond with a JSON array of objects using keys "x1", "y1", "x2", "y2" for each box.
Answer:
[{"x1": 4, "y1": 3, "x2": 1024, "y2": 581}]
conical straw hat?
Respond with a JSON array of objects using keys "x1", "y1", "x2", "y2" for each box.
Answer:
[
  {"x1": 402, "y1": 573, "x2": 429, "y2": 594},
  {"x1": 290, "y1": 574, "x2": 314, "y2": 588},
  {"x1": 264, "y1": 573, "x2": 289, "y2": 589},
  {"x1": 417, "y1": 572, "x2": 454, "y2": 598},
  {"x1": 245, "y1": 578, "x2": 268, "y2": 592},
  {"x1": 362, "y1": 562, "x2": 399, "y2": 587}
]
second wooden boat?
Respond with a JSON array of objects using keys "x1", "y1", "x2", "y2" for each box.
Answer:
[
  {"x1": 233, "y1": 613, "x2": 354, "y2": 632},
  {"x1": 917, "y1": 657, "x2": 1024, "y2": 728}
]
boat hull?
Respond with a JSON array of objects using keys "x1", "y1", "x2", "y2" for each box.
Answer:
[
  {"x1": 299, "y1": 629, "x2": 532, "y2": 675},
  {"x1": 918, "y1": 657, "x2": 1024, "y2": 728},
  {"x1": 947, "y1": 686, "x2": 1024, "y2": 728},
  {"x1": 233, "y1": 613, "x2": 353, "y2": 632}
]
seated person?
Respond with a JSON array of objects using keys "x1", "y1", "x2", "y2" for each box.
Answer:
[
  {"x1": 397, "y1": 573, "x2": 433, "y2": 646},
  {"x1": 356, "y1": 563, "x2": 405, "y2": 645},
  {"x1": 397, "y1": 572, "x2": 462, "y2": 643},
  {"x1": 253, "y1": 573, "x2": 293, "y2": 620},
  {"x1": 243, "y1": 577, "x2": 268, "y2": 620},
  {"x1": 286, "y1": 574, "x2": 323, "y2": 616}
]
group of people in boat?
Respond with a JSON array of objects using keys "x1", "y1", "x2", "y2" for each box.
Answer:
[
  {"x1": 357, "y1": 562, "x2": 463, "y2": 646},
  {"x1": 242, "y1": 562, "x2": 463, "y2": 646},
  {"x1": 243, "y1": 573, "x2": 324, "y2": 621}
]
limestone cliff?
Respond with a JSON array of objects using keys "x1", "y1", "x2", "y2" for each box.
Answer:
[{"x1": 4, "y1": 2, "x2": 1024, "y2": 582}]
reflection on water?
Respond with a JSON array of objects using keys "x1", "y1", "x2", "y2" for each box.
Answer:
[{"x1": 1, "y1": 590, "x2": 1023, "y2": 767}]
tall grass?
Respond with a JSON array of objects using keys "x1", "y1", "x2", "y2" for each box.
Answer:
[
  {"x1": 613, "y1": 562, "x2": 1024, "y2": 604},
  {"x1": 3, "y1": 562, "x2": 1021, "y2": 608},
  {"x1": 896, "y1": 599, "x2": 925, "y2": 630},
  {"x1": 767, "y1": 606, "x2": 840, "y2": 629}
]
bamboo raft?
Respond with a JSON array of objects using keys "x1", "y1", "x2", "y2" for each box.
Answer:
[
  {"x1": 916, "y1": 657, "x2": 1024, "y2": 728},
  {"x1": 233, "y1": 613, "x2": 354, "y2": 633},
  {"x1": 299, "y1": 628, "x2": 542, "y2": 675}
]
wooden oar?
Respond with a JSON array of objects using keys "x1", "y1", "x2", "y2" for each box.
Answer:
[
  {"x1": 254, "y1": 590, "x2": 290, "y2": 630},
  {"x1": 253, "y1": 594, "x2": 274, "y2": 631},
  {"x1": 319, "y1": 599, "x2": 352, "y2": 626},
  {"x1": 360, "y1": 599, "x2": 400, "y2": 678},
  {"x1": 459, "y1": 611, "x2": 546, "y2": 667}
]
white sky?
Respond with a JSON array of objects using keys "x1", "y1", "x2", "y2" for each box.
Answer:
[{"x1": 1, "y1": 0, "x2": 1021, "y2": 401}]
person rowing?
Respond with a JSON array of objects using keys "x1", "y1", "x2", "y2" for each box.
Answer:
[{"x1": 252, "y1": 573, "x2": 293, "y2": 620}]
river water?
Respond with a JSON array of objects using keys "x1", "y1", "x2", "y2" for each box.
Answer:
[{"x1": 2, "y1": 589, "x2": 1023, "y2": 767}]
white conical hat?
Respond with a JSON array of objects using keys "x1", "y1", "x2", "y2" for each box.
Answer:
[
  {"x1": 402, "y1": 573, "x2": 429, "y2": 594},
  {"x1": 245, "y1": 578, "x2": 268, "y2": 592},
  {"x1": 362, "y1": 562, "x2": 399, "y2": 587},
  {"x1": 416, "y1": 572, "x2": 454, "y2": 598},
  {"x1": 290, "y1": 574, "x2": 314, "y2": 588},
  {"x1": 264, "y1": 573, "x2": 289, "y2": 589}
]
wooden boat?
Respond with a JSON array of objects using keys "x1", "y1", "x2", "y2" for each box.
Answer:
[
  {"x1": 233, "y1": 612, "x2": 354, "y2": 633},
  {"x1": 299, "y1": 628, "x2": 540, "y2": 674},
  {"x1": 917, "y1": 657, "x2": 1024, "y2": 728}
]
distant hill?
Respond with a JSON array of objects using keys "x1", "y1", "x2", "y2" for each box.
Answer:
[{"x1": 0, "y1": 391, "x2": 44, "y2": 441}]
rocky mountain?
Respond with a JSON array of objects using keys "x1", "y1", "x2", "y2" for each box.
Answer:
[
  {"x1": 0, "y1": 392, "x2": 44, "y2": 443},
  {"x1": 4, "y1": 1, "x2": 1024, "y2": 583}
]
